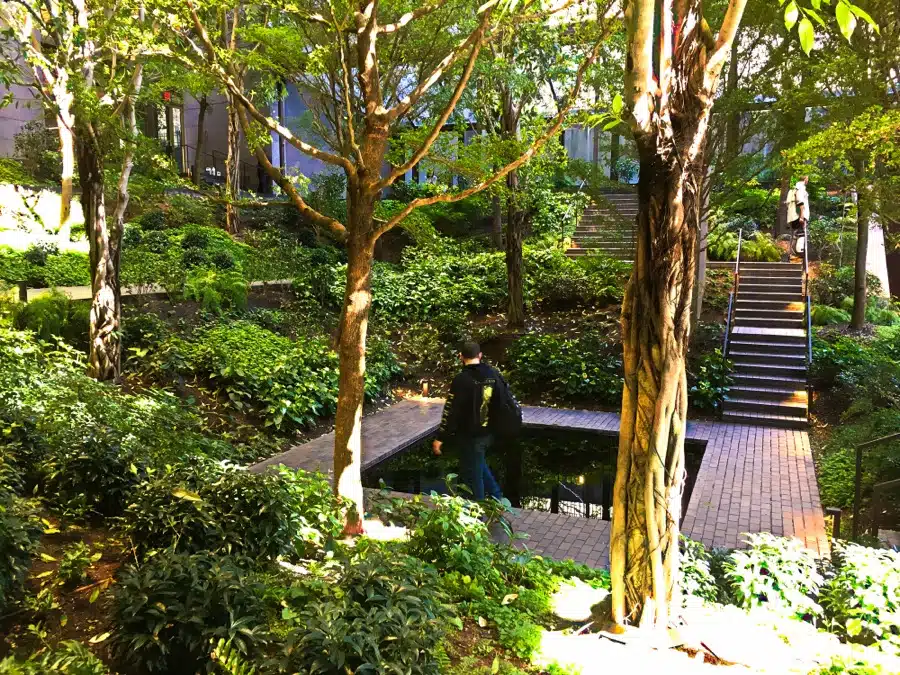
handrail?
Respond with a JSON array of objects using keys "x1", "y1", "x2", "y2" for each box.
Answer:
[
  {"x1": 852, "y1": 432, "x2": 900, "y2": 538},
  {"x1": 720, "y1": 229, "x2": 742, "y2": 416},
  {"x1": 870, "y1": 478, "x2": 900, "y2": 539}
]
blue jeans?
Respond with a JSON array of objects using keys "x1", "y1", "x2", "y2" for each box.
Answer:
[{"x1": 459, "y1": 435, "x2": 502, "y2": 501}]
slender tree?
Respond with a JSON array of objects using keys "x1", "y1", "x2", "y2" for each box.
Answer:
[
  {"x1": 609, "y1": 0, "x2": 874, "y2": 628},
  {"x1": 160, "y1": 0, "x2": 612, "y2": 533}
]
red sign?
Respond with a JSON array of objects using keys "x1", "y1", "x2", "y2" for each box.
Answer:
[{"x1": 162, "y1": 91, "x2": 171, "y2": 102}]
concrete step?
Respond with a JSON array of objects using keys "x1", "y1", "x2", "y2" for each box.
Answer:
[
  {"x1": 722, "y1": 410, "x2": 808, "y2": 429},
  {"x1": 730, "y1": 326, "x2": 807, "y2": 342},
  {"x1": 723, "y1": 396, "x2": 808, "y2": 416},
  {"x1": 733, "y1": 360, "x2": 807, "y2": 378},
  {"x1": 740, "y1": 262, "x2": 803, "y2": 269},
  {"x1": 728, "y1": 350, "x2": 807, "y2": 366},
  {"x1": 741, "y1": 273, "x2": 805, "y2": 284},
  {"x1": 738, "y1": 291, "x2": 804, "y2": 302},
  {"x1": 740, "y1": 282, "x2": 804, "y2": 293},
  {"x1": 733, "y1": 372, "x2": 806, "y2": 388},
  {"x1": 728, "y1": 384, "x2": 808, "y2": 403},
  {"x1": 728, "y1": 339, "x2": 807, "y2": 354},
  {"x1": 735, "y1": 299, "x2": 806, "y2": 312},
  {"x1": 733, "y1": 316, "x2": 805, "y2": 329}
]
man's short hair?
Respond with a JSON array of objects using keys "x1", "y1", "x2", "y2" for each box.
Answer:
[{"x1": 460, "y1": 341, "x2": 481, "y2": 359}]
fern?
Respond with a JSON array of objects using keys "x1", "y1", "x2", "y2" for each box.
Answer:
[{"x1": 209, "y1": 639, "x2": 257, "y2": 675}]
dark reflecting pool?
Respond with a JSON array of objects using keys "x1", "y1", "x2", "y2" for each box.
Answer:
[{"x1": 363, "y1": 429, "x2": 706, "y2": 521}]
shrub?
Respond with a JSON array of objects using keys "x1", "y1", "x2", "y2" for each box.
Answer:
[
  {"x1": 0, "y1": 497, "x2": 41, "y2": 611},
  {"x1": 13, "y1": 119, "x2": 61, "y2": 184},
  {"x1": 821, "y1": 543, "x2": 900, "y2": 655},
  {"x1": 165, "y1": 194, "x2": 216, "y2": 228},
  {"x1": 508, "y1": 331, "x2": 622, "y2": 404},
  {"x1": 183, "y1": 268, "x2": 249, "y2": 314},
  {"x1": 526, "y1": 247, "x2": 629, "y2": 308},
  {"x1": 0, "y1": 640, "x2": 109, "y2": 674},
  {"x1": 162, "y1": 321, "x2": 399, "y2": 429},
  {"x1": 139, "y1": 209, "x2": 167, "y2": 231},
  {"x1": 23, "y1": 241, "x2": 59, "y2": 267},
  {"x1": 57, "y1": 542, "x2": 100, "y2": 587},
  {"x1": 741, "y1": 231, "x2": 782, "y2": 262},
  {"x1": 14, "y1": 291, "x2": 88, "y2": 351},
  {"x1": 111, "y1": 551, "x2": 270, "y2": 674},
  {"x1": 679, "y1": 537, "x2": 719, "y2": 603},
  {"x1": 279, "y1": 543, "x2": 450, "y2": 675},
  {"x1": 0, "y1": 328, "x2": 243, "y2": 519},
  {"x1": 703, "y1": 269, "x2": 734, "y2": 312},
  {"x1": 708, "y1": 230, "x2": 739, "y2": 261},
  {"x1": 121, "y1": 462, "x2": 341, "y2": 559},
  {"x1": 812, "y1": 264, "x2": 882, "y2": 308},
  {"x1": 814, "y1": 305, "x2": 852, "y2": 326},
  {"x1": 0, "y1": 246, "x2": 35, "y2": 285},
  {"x1": 724, "y1": 532, "x2": 823, "y2": 619},
  {"x1": 812, "y1": 334, "x2": 900, "y2": 417},
  {"x1": 689, "y1": 350, "x2": 733, "y2": 410},
  {"x1": 43, "y1": 252, "x2": 91, "y2": 287}
]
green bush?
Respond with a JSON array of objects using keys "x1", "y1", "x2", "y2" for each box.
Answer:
[
  {"x1": 111, "y1": 551, "x2": 270, "y2": 674},
  {"x1": 689, "y1": 350, "x2": 733, "y2": 410},
  {"x1": 708, "y1": 230, "x2": 739, "y2": 261},
  {"x1": 821, "y1": 543, "x2": 900, "y2": 655},
  {"x1": 13, "y1": 119, "x2": 61, "y2": 184},
  {"x1": 183, "y1": 268, "x2": 249, "y2": 314},
  {"x1": 679, "y1": 537, "x2": 719, "y2": 603},
  {"x1": 43, "y1": 252, "x2": 91, "y2": 287},
  {"x1": 121, "y1": 462, "x2": 341, "y2": 559},
  {"x1": 703, "y1": 269, "x2": 734, "y2": 312},
  {"x1": 508, "y1": 331, "x2": 622, "y2": 404},
  {"x1": 0, "y1": 246, "x2": 35, "y2": 285},
  {"x1": 0, "y1": 497, "x2": 41, "y2": 612},
  {"x1": 741, "y1": 231, "x2": 782, "y2": 262},
  {"x1": 0, "y1": 328, "x2": 243, "y2": 519},
  {"x1": 14, "y1": 291, "x2": 89, "y2": 351},
  {"x1": 0, "y1": 640, "x2": 109, "y2": 674},
  {"x1": 812, "y1": 264, "x2": 883, "y2": 308},
  {"x1": 526, "y1": 247, "x2": 630, "y2": 308},
  {"x1": 814, "y1": 305, "x2": 852, "y2": 326},
  {"x1": 57, "y1": 542, "x2": 99, "y2": 587},
  {"x1": 165, "y1": 194, "x2": 216, "y2": 229},
  {"x1": 279, "y1": 543, "x2": 451, "y2": 675},
  {"x1": 160, "y1": 321, "x2": 399, "y2": 429},
  {"x1": 724, "y1": 532, "x2": 823, "y2": 619}
]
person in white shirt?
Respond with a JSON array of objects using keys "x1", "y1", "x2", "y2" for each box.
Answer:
[{"x1": 786, "y1": 176, "x2": 810, "y2": 255}]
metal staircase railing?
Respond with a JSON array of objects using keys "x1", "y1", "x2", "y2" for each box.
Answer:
[
  {"x1": 852, "y1": 432, "x2": 900, "y2": 539},
  {"x1": 720, "y1": 229, "x2": 742, "y2": 416}
]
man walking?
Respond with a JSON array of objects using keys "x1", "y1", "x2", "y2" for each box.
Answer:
[{"x1": 432, "y1": 341, "x2": 507, "y2": 501}]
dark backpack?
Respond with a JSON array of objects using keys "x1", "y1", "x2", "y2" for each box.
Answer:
[{"x1": 488, "y1": 375, "x2": 522, "y2": 437}]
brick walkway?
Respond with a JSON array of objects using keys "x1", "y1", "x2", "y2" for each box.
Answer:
[{"x1": 253, "y1": 399, "x2": 827, "y2": 567}]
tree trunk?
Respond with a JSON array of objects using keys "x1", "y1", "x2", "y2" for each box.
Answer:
[
  {"x1": 851, "y1": 181, "x2": 871, "y2": 330},
  {"x1": 612, "y1": 143, "x2": 697, "y2": 628},
  {"x1": 333, "y1": 211, "x2": 376, "y2": 535},
  {"x1": 492, "y1": 193, "x2": 503, "y2": 248},
  {"x1": 76, "y1": 132, "x2": 119, "y2": 381},
  {"x1": 193, "y1": 95, "x2": 209, "y2": 186},
  {"x1": 225, "y1": 93, "x2": 241, "y2": 233},
  {"x1": 55, "y1": 73, "x2": 76, "y2": 243},
  {"x1": 505, "y1": 171, "x2": 526, "y2": 328}
]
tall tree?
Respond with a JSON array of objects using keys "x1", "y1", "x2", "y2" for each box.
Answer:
[
  {"x1": 161, "y1": 0, "x2": 612, "y2": 533},
  {"x1": 2, "y1": 0, "x2": 150, "y2": 380},
  {"x1": 609, "y1": 0, "x2": 874, "y2": 628}
]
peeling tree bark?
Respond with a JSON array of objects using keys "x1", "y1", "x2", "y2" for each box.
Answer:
[
  {"x1": 225, "y1": 92, "x2": 241, "y2": 233},
  {"x1": 611, "y1": 0, "x2": 747, "y2": 629},
  {"x1": 54, "y1": 73, "x2": 77, "y2": 242}
]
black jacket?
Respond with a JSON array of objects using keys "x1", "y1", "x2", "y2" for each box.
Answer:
[{"x1": 436, "y1": 362, "x2": 507, "y2": 441}]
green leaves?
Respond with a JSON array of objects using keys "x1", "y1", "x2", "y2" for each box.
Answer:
[
  {"x1": 798, "y1": 16, "x2": 815, "y2": 54},
  {"x1": 835, "y1": 1, "x2": 857, "y2": 40},
  {"x1": 784, "y1": 1, "x2": 800, "y2": 30}
]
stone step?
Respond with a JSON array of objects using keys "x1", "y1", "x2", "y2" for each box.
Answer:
[
  {"x1": 732, "y1": 372, "x2": 806, "y2": 388},
  {"x1": 740, "y1": 264, "x2": 803, "y2": 273},
  {"x1": 740, "y1": 262, "x2": 803, "y2": 268},
  {"x1": 723, "y1": 396, "x2": 808, "y2": 416},
  {"x1": 733, "y1": 316, "x2": 805, "y2": 329},
  {"x1": 565, "y1": 248, "x2": 633, "y2": 259},
  {"x1": 733, "y1": 360, "x2": 807, "y2": 378},
  {"x1": 722, "y1": 410, "x2": 808, "y2": 429},
  {"x1": 728, "y1": 339, "x2": 807, "y2": 354},
  {"x1": 728, "y1": 384, "x2": 808, "y2": 403},
  {"x1": 738, "y1": 291, "x2": 804, "y2": 302},
  {"x1": 730, "y1": 326, "x2": 807, "y2": 342},
  {"x1": 728, "y1": 350, "x2": 807, "y2": 366},
  {"x1": 740, "y1": 282, "x2": 804, "y2": 293},
  {"x1": 735, "y1": 299, "x2": 806, "y2": 312}
]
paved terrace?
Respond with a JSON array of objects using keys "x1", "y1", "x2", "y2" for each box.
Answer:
[{"x1": 252, "y1": 399, "x2": 827, "y2": 568}]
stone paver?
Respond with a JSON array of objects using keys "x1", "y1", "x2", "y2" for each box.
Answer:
[{"x1": 253, "y1": 400, "x2": 828, "y2": 567}]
